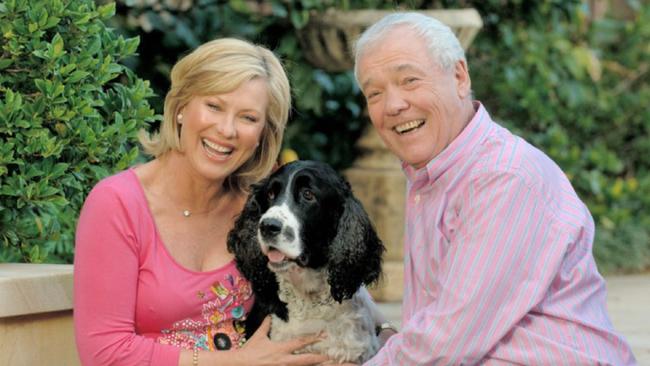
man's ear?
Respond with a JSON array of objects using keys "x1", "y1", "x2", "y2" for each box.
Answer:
[{"x1": 455, "y1": 59, "x2": 472, "y2": 99}]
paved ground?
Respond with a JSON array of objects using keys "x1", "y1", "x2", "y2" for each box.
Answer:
[
  {"x1": 606, "y1": 274, "x2": 650, "y2": 364},
  {"x1": 377, "y1": 273, "x2": 650, "y2": 364}
]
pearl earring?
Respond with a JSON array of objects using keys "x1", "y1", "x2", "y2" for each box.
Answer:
[{"x1": 177, "y1": 113, "x2": 183, "y2": 122}]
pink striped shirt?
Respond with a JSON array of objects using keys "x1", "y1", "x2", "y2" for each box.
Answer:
[{"x1": 366, "y1": 103, "x2": 636, "y2": 365}]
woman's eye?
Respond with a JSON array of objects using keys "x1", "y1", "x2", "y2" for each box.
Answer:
[
  {"x1": 243, "y1": 115, "x2": 258, "y2": 123},
  {"x1": 302, "y1": 190, "x2": 315, "y2": 202},
  {"x1": 207, "y1": 103, "x2": 221, "y2": 111}
]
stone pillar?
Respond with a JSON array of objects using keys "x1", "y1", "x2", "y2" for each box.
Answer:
[{"x1": 344, "y1": 127, "x2": 406, "y2": 301}]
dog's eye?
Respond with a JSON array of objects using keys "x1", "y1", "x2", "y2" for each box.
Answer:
[
  {"x1": 302, "y1": 189, "x2": 315, "y2": 202},
  {"x1": 267, "y1": 190, "x2": 276, "y2": 201}
]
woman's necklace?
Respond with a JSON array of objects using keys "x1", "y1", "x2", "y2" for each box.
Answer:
[
  {"x1": 178, "y1": 193, "x2": 234, "y2": 218},
  {"x1": 180, "y1": 206, "x2": 217, "y2": 218}
]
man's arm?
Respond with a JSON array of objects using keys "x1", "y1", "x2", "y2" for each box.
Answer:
[{"x1": 366, "y1": 171, "x2": 573, "y2": 365}]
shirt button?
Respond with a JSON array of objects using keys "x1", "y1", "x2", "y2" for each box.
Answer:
[{"x1": 414, "y1": 194, "x2": 421, "y2": 203}]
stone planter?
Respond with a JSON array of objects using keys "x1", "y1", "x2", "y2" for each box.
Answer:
[
  {"x1": 0, "y1": 263, "x2": 79, "y2": 365},
  {"x1": 297, "y1": 8, "x2": 483, "y2": 73},
  {"x1": 297, "y1": 8, "x2": 483, "y2": 301},
  {"x1": 587, "y1": 0, "x2": 639, "y2": 20}
]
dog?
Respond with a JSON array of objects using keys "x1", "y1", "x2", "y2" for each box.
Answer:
[{"x1": 227, "y1": 160, "x2": 385, "y2": 363}]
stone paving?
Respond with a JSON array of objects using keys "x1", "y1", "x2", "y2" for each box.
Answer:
[
  {"x1": 377, "y1": 274, "x2": 650, "y2": 364},
  {"x1": 606, "y1": 274, "x2": 650, "y2": 365}
]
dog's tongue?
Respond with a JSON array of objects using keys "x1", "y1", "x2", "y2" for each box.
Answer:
[{"x1": 267, "y1": 250, "x2": 286, "y2": 263}]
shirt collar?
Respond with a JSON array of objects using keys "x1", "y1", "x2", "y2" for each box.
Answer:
[{"x1": 402, "y1": 101, "x2": 492, "y2": 186}]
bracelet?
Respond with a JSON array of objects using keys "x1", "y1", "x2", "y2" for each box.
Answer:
[
  {"x1": 376, "y1": 322, "x2": 398, "y2": 336},
  {"x1": 192, "y1": 347, "x2": 199, "y2": 366}
]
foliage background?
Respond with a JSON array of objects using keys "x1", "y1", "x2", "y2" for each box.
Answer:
[
  {"x1": 0, "y1": 0, "x2": 156, "y2": 263},
  {"x1": 106, "y1": 0, "x2": 650, "y2": 273},
  {"x1": 1, "y1": 0, "x2": 648, "y2": 274}
]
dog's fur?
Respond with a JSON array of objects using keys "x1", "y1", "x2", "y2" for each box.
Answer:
[{"x1": 227, "y1": 160, "x2": 385, "y2": 363}]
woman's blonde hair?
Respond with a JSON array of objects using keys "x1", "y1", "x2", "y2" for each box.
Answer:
[{"x1": 139, "y1": 38, "x2": 291, "y2": 193}]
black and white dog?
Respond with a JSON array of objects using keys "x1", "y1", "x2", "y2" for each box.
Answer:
[{"x1": 227, "y1": 160, "x2": 385, "y2": 363}]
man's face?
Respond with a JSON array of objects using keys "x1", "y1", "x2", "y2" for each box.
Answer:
[{"x1": 357, "y1": 26, "x2": 472, "y2": 169}]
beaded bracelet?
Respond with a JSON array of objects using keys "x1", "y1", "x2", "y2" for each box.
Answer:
[{"x1": 192, "y1": 347, "x2": 199, "y2": 366}]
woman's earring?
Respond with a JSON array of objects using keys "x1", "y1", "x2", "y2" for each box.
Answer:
[{"x1": 177, "y1": 113, "x2": 184, "y2": 123}]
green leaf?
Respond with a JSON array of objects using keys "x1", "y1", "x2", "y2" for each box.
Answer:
[
  {"x1": 228, "y1": 0, "x2": 251, "y2": 14},
  {"x1": 59, "y1": 63, "x2": 76, "y2": 75},
  {"x1": 29, "y1": 244, "x2": 42, "y2": 263},
  {"x1": 44, "y1": 16, "x2": 60, "y2": 29},
  {"x1": 16, "y1": 119, "x2": 30, "y2": 128},
  {"x1": 290, "y1": 9, "x2": 309, "y2": 29},
  {"x1": 66, "y1": 70, "x2": 89, "y2": 83},
  {"x1": 38, "y1": 7, "x2": 48, "y2": 27},
  {"x1": 50, "y1": 163, "x2": 68, "y2": 178},
  {"x1": 51, "y1": 33, "x2": 64, "y2": 59},
  {"x1": 52, "y1": 82, "x2": 64, "y2": 97},
  {"x1": 34, "y1": 79, "x2": 49, "y2": 94},
  {"x1": 97, "y1": 2, "x2": 115, "y2": 19},
  {"x1": 73, "y1": 13, "x2": 91, "y2": 26},
  {"x1": 0, "y1": 58, "x2": 13, "y2": 70}
]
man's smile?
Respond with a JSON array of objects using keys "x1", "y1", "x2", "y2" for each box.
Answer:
[{"x1": 394, "y1": 119, "x2": 425, "y2": 134}]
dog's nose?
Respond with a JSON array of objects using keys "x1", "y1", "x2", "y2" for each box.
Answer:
[{"x1": 259, "y1": 217, "x2": 282, "y2": 238}]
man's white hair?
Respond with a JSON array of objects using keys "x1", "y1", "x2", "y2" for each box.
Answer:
[{"x1": 353, "y1": 12, "x2": 466, "y2": 82}]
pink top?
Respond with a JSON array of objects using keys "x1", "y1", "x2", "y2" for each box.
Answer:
[
  {"x1": 366, "y1": 103, "x2": 636, "y2": 365},
  {"x1": 74, "y1": 169, "x2": 254, "y2": 366}
]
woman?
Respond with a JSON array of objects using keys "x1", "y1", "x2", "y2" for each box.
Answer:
[{"x1": 73, "y1": 38, "x2": 331, "y2": 366}]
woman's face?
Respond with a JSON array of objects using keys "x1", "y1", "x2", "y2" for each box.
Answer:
[{"x1": 177, "y1": 78, "x2": 269, "y2": 183}]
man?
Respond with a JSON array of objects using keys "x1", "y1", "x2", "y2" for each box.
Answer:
[{"x1": 354, "y1": 12, "x2": 636, "y2": 365}]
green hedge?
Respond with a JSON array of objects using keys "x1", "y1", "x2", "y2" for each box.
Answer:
[{"x1": 0, "y1": 0, "x2": 156, "y2": 262}]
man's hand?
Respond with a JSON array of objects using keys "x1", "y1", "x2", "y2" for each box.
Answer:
[{"x1": 378, "y1": 326, "x2": 398, "y2": 347}]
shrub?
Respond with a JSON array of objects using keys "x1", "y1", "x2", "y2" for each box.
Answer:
[{"x1": 0, "y1": 0, "x2": 156, "y2": 263}]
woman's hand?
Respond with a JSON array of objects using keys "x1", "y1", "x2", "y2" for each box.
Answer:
[{"x1": 235, "y1": 316, "x2": 330, "y2": 366}]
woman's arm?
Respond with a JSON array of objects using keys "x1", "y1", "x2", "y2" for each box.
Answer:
[{"x1": 74, "y1": 183, "x2": 180, "y2": 366}]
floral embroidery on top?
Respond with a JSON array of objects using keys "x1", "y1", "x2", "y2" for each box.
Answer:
[{"x1": 158, "y1": 274, "x2": 253, "y2": 351}]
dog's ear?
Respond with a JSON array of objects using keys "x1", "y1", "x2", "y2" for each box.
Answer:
[
  {"x1": 227, "y1": 179, "x2": 288, "y2": 321},
  {"x1": 227, "y1": 179, "x2": 266, "y2": 273},
  {"x1": 327, "y1": 190, "x2": 385, "y2": 303}
]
